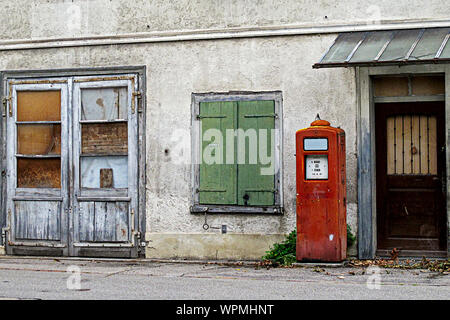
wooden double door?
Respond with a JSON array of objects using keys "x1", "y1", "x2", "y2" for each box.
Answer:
[
  {"x1": 5, "y1": 75, "x2": 139, "y2": 257},
  {"x1": 376, "y1": 102, "x2": 447, "y2": 253}
]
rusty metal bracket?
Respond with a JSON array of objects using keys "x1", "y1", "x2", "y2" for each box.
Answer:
[
  {"x1": 2, "y1": 96, "x2": 11, "y2": 117},
  {"x1": 131, "y1": 91, "x2": 141, "y2": 114}
]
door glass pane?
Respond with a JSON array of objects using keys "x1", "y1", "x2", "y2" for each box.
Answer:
[
  {"x1": 80, "y1": 156, "x2": 128, "y2": 189},
  {"x1": 411, "y1": 76, "x2": 445, "y2": 95},
  {"x1": 16, "y1": 90, "x2": 62, "y2": 189},
  {"x1": 17, "y1": 158, "x2": 61, "y2": 188},
  {"x1": 79, "y1": 85, "x2": 129, "y2": 189},
  {"x1": 81, "y1": 122, "x2": 127, "y2": 155},
  {"x1": 81, "y1": 87, "x2": 128, "y2": 120},
  {"x1": 17, "y1": 124, "x2": 61, "y2": 155},
  {"x1": 373, "y1": 77, "x2": 409, "y2": 97},
  {"x1": 17, "y1": 90, "x2": 61, "y2": 121}
]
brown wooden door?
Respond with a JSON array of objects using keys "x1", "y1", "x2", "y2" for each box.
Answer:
[{"x1": 376, "y1": 102, "x2": 447, "y2": 252}]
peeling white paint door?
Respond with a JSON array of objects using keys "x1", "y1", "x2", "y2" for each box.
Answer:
[
  {"x1": 5, "y1": 75, "x2": 140, "y2": 258},
  {"x1": 6, "y1": 82, "x2": 70, "y2": 256},
  {"x1": 71, "y1": 76, "x2": 139, "y2": 257}
]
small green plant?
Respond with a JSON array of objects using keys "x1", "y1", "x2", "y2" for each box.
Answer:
[
  {"x1": 347, "y1": 224, "x2": 356, "y2": 248},
  {"x1": 262, "y1": 224, "x2": 356, "y2": 266},
  {"x1": 262, "y1": 229, "x2": 297, "y2": 266}
]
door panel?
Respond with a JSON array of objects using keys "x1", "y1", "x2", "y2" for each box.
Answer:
[
  {"x1": 78, "y1": 201, "x2": 129, "y2": 242},
  {"x1": 376, "y1": 102, "x2": 446, "y2": 252},
  {"x1": 14, "y1": 201, "x2": 61, "y2": 241}
]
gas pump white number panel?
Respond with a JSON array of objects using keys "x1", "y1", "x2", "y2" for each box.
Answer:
[{"x1": 305, "y1": 155, "x2": 328, "y2": 180}]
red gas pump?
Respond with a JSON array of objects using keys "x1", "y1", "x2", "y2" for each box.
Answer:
[{"x1": 296, "y1": 116, "x2": 347, "y2": 262}]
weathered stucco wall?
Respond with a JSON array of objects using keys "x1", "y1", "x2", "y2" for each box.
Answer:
[
  {"x1": 0, "y1": 33, "x2": 357, "y2": 258},
  {"x1": 143, "y1": 35, "x2": 358, "y2": 258},
  {"x1": 0, "y1": 0, "x2": 448, "y2": 40},
  {"x1": 1, "y1": 0, "x2": 445, "y2": 258}
]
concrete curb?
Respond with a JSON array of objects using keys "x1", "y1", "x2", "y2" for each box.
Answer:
[{"x1": 0, "y1": 255, "x2": 351, "y2": 268}]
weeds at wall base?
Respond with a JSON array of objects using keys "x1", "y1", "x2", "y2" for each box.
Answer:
[{"x1": 260, "y1": 227, "x2": 448, "y2": 273}]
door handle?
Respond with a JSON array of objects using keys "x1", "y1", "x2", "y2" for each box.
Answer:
[{"x1": 403, "y1": 205, "x2": 409, "y2": 216}]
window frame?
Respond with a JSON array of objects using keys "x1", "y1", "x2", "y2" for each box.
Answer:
[{"x1": 191, "y1": 91, "x2": 283, "y2": 214}]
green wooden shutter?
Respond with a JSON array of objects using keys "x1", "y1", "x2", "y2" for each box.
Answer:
[
  {"x1": 199, "y1": 101, "x2": 237, "y2": 204},
  {"x1": 237, "y1": 100, "x2": 275, "y2": 206}
]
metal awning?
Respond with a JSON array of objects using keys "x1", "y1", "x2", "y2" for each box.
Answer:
[{"x1": 314, "y1": 27, "x2": 450, "y2": 68}]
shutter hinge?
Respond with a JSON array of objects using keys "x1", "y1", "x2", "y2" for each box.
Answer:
[
  {"x1": 196, "y1": 114, "x2": 226, "y2": 120},
  {"x1": 2, "y1": 96, "x2": 11, "y2": 117},
  {"x1": 244, "y1": 113, "x2": 278, "y2": 119}
]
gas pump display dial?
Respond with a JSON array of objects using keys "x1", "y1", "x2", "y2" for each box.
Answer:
[{"x1": 305, "y1": 155, "x2": 328, "y2": 180}]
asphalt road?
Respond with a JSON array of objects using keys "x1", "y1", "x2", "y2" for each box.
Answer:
[{"x1": 0, "y1": 257, "x2": 448, "y2": 300}]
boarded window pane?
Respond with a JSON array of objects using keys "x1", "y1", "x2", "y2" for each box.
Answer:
[
  {"x1": 373, "y1": 77, "x2": 409, "y2": 97},
  {"x1": 386, "y1": 115, "x2": 437, "y2": 175},
  {"x1": 17, "y1": 124, "x2": 61, "y2": 155},
  {"x1": 17, "y1": 91, "x2": 61, "y2": 122},
  {"x1": 17, "y1": 158, "x2": 61, "y2": 188},
  {"x1": 81, "y1": 87, "x2": 128, "y2": 120},
  {"x1": 81, "y1": 156, "x2": 128, "y2": 189},
  {"x1": 81, "y1": 122, "x2": 127, "y2": 155},
  {"x1": 411, "y1": 76, "x2": 445, "y2": 95}
]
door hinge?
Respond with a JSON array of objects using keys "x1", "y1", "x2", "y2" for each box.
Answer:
[
  {"x1": 131, "y1": 91, "x2": 142, "y2": 114},
  {"x1": 2, "y1": 96, "x2": 11, "y2": 117}
]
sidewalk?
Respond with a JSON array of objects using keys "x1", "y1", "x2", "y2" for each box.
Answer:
[{"x1": 0, "y1": 256, "x2": 448, "y2": 299}]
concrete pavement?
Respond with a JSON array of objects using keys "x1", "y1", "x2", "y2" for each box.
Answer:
[{"x1": 0, "y1": 256, "x2": 448, "y2": 300}]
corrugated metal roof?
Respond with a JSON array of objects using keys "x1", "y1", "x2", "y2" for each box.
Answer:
[{"x1": 313, "y1": 27, "x2": 450, "y2": 68}]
